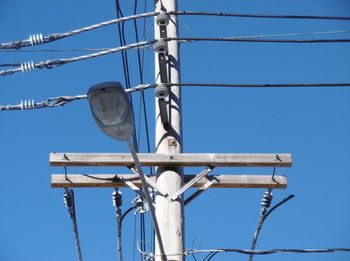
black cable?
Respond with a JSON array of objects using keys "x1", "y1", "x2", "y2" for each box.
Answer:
[
  {"x1": 114, "y1": 0, "x2": 139, "y2": 153},
  {"x1": 186, "y1": 247, "x2": 350, "y2": 256},
  {"x1": 172, "y1": 10, "x2": 350, "y2": 21},
  {"x1": 207, "y1": 252, "x2": 219, "y2": 261},
  {"x1": 172, "y1": 36, "x2": 350, "y2": 44}
]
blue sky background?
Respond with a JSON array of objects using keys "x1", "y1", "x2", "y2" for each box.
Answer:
[{"x1": 1, "y1": 0, "x2": 350, "y2": 260}]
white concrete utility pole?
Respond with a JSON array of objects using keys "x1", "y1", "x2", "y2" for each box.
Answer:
[{"x1": 154, "y1": 0, "x2": 184, "y2": 260}]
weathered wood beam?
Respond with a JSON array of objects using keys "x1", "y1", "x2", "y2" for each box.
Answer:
[
  {"x1": 51, "y1": 174, "x2": 287, "y2": 189},
  {"x1": 50, "y1": 153, "x2": 292, "y2": 167}
]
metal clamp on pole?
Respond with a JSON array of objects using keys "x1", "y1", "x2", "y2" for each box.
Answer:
[
  {"x1": 154, "y1": 40, "x2": 169, "y2": 83},
  {"x1": 156, "y1": 12, "x2": 170, "y2": 38}
]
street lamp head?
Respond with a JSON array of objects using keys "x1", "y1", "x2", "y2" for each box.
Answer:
[{"x1": 87, "y1": 81, "x2": 134, "y2": 141}]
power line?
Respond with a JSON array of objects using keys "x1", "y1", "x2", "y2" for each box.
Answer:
[
  {"x1": 2, "y1": 10, "x2": 350, "y2": 50},
  {"x1": 3, "y1": 33, "x2": 350, "y2": 77},
  {"x1": 0, "y1": 95, "x2": 86, "y2": 111},
  {"x1": 2, "y1": 81, "x2": 350, "y2": 111},
  {"x1": 0, "y1": 12, "x2": 158, "y2": 49},
  {"x1": 138, "y1": 247, "x2": 350, "y2": 259},
  {"x1": 0, "y1": 40, "x2": 155, "y2": 77},
  {"x1": 63, "y1": 188, "x2": 83, "y2": 261},
  {"x1": 1, "y1": 29, "x2": 347, "y2": 56},
  {"x1": 0, "y1": 48, "x2": 112, "y2": 53},
  {"x1": 172, "y1": 36, "x2": 350, "y2": 44},
  {"x1": 184, "y1": 248, "x2": 350, "y2": 257},
  {"x1": 171, "y1": 10, "x2": 350, "y2": 21}
]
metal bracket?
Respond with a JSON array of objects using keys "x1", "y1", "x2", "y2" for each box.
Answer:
[
  {"x1": 119, "y1": 176, "x2": 148, "y2": 202},
  {"x1": 184, "y1": 175, "x2": 219, "y2": 205},
  {"x1": 171, "y1": 166, "x2": 214, "y2": 201},
  {"x1": 129, "y1": 167, "x2": 171, "y2": 201}
]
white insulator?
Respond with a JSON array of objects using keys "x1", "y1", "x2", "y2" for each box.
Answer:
[
  {"x1": 29, "y1": 33, "x2": 44, "y2": 45},
  {"x1": 20, "y1": 61, "x2": 35, "y2": 73},
  {"x1": 20, "y1": 99, "x2": 35, "y2": 110}
]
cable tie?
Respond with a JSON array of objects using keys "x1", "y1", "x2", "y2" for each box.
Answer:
[{"x1": 29, "y1": 33, "x2": 44, "y2": 46}]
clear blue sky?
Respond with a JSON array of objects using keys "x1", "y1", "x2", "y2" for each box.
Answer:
[{"x1": 1, "y1": 1, "x2": 350, "y2": 260}]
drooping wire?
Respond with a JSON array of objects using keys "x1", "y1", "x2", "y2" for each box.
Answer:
[
  {"x1": 132, "y1": 1, "x2": 148, "y2": 257},
  {"x1": 63, "y1": 188, "x2": 83, "y2": 261},
  {"x1": 249, "y1": 189, "x2": 274, "y2": 261},
  {"x1": 114, "y1": 0, "x2": 139, "y2": 154},
  {"x1": 249, "y1": 191, "x2": 295, "y2": 260}
]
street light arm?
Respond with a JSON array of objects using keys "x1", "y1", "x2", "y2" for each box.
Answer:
[{"x1": 127, "y1": 139, "x2": 166, "y2": 260}]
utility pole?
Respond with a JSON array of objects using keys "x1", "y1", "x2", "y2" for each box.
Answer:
[{"x1": 154, "y1": 0, "x2": 184, "y2": 260}]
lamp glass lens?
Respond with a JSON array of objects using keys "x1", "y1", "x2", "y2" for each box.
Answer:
[{"x1": 91, "y1": 91, "x2": 128, "y2": 126}]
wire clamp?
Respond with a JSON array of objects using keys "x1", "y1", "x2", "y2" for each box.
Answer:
[
  {"x1": 29, "y1": 33, "x2": 44, "y2": 45},
  {"x1": 132, "y1": 196, "x2": 148, "y2": 214}
]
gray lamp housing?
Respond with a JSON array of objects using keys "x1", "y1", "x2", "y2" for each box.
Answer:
[{"x1": 87, "y1": 81, "x2": 134, "y2": 141}]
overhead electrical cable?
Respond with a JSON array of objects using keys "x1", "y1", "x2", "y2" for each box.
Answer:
[
  {"x1": 1, "y1": 29, "x2": 349, "y2": 55},
  {"x1": 2, "y1": 10, "x2": 350, "y2": 50},
  {"x1": 3, "y1": 34, "x2": 350, "y2": 77},
  {"x1": 0, "y1": 40, "x2": 156, "y2": 77},
  {"x1": 140, "y1": 247, "x2": 350, "y2": 259},
  {"x1": 0, "y1": 48, "x2": 112, "y2": 53},
  {"x1": 113, "y1": 0, "x2": 139, "y2": 152},
  {"x1": 2, "y1": 82, "x2": 350, "y2": 111},
  {"x1": 0, "y1": 12, "x2": 158, "y2": 49},
  {"x1": 171, "y1": 10, "x2": 350, "y2": 21},
  {"x1": 63, "y1": 189, "x2": 83, "y2": 261}
]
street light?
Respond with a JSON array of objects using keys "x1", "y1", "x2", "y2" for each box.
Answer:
[{"x1": 87, "y1": 82, "x2": 165, "y2": 258}]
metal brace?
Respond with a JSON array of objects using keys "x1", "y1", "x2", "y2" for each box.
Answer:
[
  {"x1": 129, "y1": 167, "x2": 171, "y2": 201},
  {"x1": 171, "y1": 166, "x2": 214, "y2": 201},
  {"x1": 184, "y1": 175, "x2": 219, "y2": 205},
  {"x1": 118, "y1": 176, "x2": 148, "y2": 203}
]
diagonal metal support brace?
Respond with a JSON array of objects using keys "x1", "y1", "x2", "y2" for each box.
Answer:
[
  {"x1": 184, "y1": 175, "x2": 219, "y2": 206},
  {"x1": 119, "y1": 176, "x2": 148, "y2": 203},
  {"x1": 171, "y1": 166, "x2": 214, "y2": 201},
  {"x1": 129, "y1": 166, "x2": 170, "y2": 199}
]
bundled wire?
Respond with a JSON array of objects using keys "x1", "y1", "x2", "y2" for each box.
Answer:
[{"x1": 63, "y1": 188, "x2": 83, "y2": 261}]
